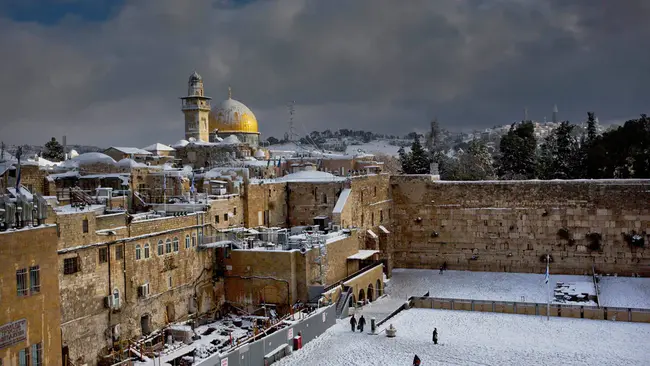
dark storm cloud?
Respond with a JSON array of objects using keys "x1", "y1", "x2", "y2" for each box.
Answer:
[{"x1": 0, "y1": 0, "x2": 648, "y2": 146}]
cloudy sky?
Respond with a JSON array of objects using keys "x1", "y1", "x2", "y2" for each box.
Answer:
[{"x1": 0, "y1": 0, "x2": 648, "y2": 147}]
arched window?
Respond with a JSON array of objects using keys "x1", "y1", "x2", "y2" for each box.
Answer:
[
  {"x1": 192, "y1": 233, "x2": 196, "y2": 247},
  {"x1": 135, "y1": 245, "x2": 142, "y2": 260},
  {"x1": 198, "y1": 231, "x2": 203, "y2": 246},
  {"x1": 173, "y1": 237, "x2": 179, "y2": 252},
  {"x1": 113, "y1": 289, "x2": 120, "y2": 308},
  {"x1": 144, "y1": 243, "x2": 150, "y2": 259},
  {"x1": 185, "y1": 235, "x2": 190, "y2": 249},
  {"x1": 166, "y1": 239, "x2": 172, "y2": 254},
  {"x1": 157, "y1": 240, "x2": 164, "y2": 255}
]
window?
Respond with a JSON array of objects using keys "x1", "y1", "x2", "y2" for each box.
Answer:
[
  {"x1": 371, "y1": 212, "x2": 375, "y2": 226},
  {"x1": 135, "y1": 245, "x2": 142, "y2": 260},
  {"x1": 166, "y1": 239, "x2": 172, "y2": 253},
  {"x1": 198, "y1": 231, "x2": 203, "y2": 245},
  {"x1": 168, "y1": 276, "x2": 172, "y2": 289},
  {"x1": 82, "y1": 219, "x2": 89, "y2": 233},
  {"x1": 185, "y1": 235, "x2": 190, "y2": 249},
  {"x1": 233, "y1": 207, "x2": 237, "y2": 215},
  {"x1": 268, "y1": 189, "x2": 271, "y2": 198},
  {"x1": 144, "y1": 243, "x2": 150, "y2": 259},
  {"x1": 380, "y1": 210, "x2": 383, "y2": 223},
  {"x1": 29, "y1": 266, "x2": 40, "y2": 294},
  {"x1": 63, "y1": 257, "x2": 79, "y2": 275},
  {"x1": 173, "y1": 237, "x2": 179, "y2": 252},
  {"x1": 99, "y1": 247, "x2": 108, "y2": 264},
  {"x1": 374, "y1": 186, "x2": 377, "y2": 197},
  {"x1": 16, "y1": 269, "x2": 28, "y2": 296},
  {"x1": 19, "y1": 347, "x2": 29, "y2": 366},
  {"x1": 31, "y1": 342, "x2": 43, "y2": 366},
  {"x1": 158, "y1": 240, "x2": 164, "y2": 255},
  {"x1": 323, "y1": 193, "x2": 327, "y2": 204},
  {"x1": 215, "y1": 215, "x2": 219, "y2": 224},
  {"x1": 115, "y1": 245, "x2": 124, "y2": 260},
  {"x1": 223, "y1": 213, "x2": 228, "y2": 222},
  {"x1": 56, "y1": 224, "x2": 60, "y2": 238},
  {"x1": 113, "y1": 289, "x2": 120, "y2": 308},
  {"x1": 191, "y1": 234, "x2": 196, "y2": 247}
]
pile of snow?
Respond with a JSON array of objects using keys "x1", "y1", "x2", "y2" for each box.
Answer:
[
  {"x1": 254, "y1": 149, "x2": 266, "y2": 159},
  {"x1": 117, "y1": 158, "x2": 147, "y2": 168},
  {"x1": 277, "y1": 308, "x2": 650, "y2": 366},
  {"x1": 222, "y1": 135, "x2": 241, "y2": 145}
]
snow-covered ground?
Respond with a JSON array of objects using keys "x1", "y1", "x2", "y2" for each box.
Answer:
[
  {"x1": 277, "y1": 308, "x2": 650, "y2": 366},
  {"x1": 268, "y1": 139, "x2": 409, "y2": 157},
  {"x1": 598, "y1": 276, "x2": 650, "y2": 309},
  {"x1": 385, "y1": 269, "x2": 596, "y2": 305}
]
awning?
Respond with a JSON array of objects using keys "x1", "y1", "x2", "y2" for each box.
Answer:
[
  {"x1": 347, "y1": 250, "x2": 379, "y2": 260},
  {"x1": 366, "y1": 229, "x2": 378, "y2": 239},
  {"x1": 379, "y1": 225, "x2": 390, "y2": 234},
  {"x1": 199, "y1": 240, "x2": 232, "y2": 249}
]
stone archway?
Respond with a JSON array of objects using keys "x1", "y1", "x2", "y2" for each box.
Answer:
[
  {"x1": 349, "y1": 293, "x2": 356, "y2": 308},
  {"x1": 367, "y1": 284, "x2": 374, "y2": 302},
  {"x1": 376, "y1": 279, "x2": 382, "y2": 297},
  {"x1": 358, "y1": 288, "x2": 366, "y2": 304},
  {"x1": 166, "y1": 303, "x2": 176, "y2": 323}
]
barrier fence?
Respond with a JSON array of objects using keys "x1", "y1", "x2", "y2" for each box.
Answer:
[{"x1": 409, "y1": 297, "x2": 650, "y2": 323}]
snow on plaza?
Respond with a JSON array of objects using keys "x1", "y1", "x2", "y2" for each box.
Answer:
[{"x1": 276, "y1": 269, "x2": 650, "y2": 366}]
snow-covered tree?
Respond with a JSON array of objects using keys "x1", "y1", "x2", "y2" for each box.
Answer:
[
  {"x1": 496, "y1": 121, "x2": 537, "y2": 179},
  {"x1": 43, "y1": 137, "x2": 65, "y2": 161}
]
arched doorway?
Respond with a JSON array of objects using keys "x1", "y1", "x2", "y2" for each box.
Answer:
[
  {"x1": 367, "y1": 284, "x2": 374, "y2": 302},
  {"x1": 376, "y1": 279, "x2": 382, "y2": 297},
  {"x1": 358, "y1": 288, "x2": 366, "y2": 304},
  {"x1": 166, "y1": 303, "x2": 176, "y2": 323},
  {"x1": 348, "y1": 293, "x2": 356, "y2": 308},
  {"x1": 140, "y1": 314, "x2": 152, "y2": 335}
]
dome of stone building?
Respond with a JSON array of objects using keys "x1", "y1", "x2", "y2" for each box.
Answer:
[
  {"x1": 71, "y1": 152, "x2": 117, "y2": 165},
  {"x1": 189, "y1": 71, "x2": 202, "y2": 82},
  {"x1": 254, "y1": 149, "x2": 266, "y2": 159},
  {"x1": 208, "y1": 89, "x2": 259, "y2": 134},
  {"x1": 69, "y1": 149, "x2": 79, "y2": 158}
]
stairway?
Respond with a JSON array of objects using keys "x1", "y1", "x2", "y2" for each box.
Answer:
[
  {"x1": 70, "y1": 187, "x2": 95, "y2": 206},
  {"x1": 336, "y1": 286, "x2": 353, "y2": 318}
]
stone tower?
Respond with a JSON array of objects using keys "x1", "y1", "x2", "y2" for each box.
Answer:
[{"x1": 181, "y1": 71, "x2": 211, "y2": 142}]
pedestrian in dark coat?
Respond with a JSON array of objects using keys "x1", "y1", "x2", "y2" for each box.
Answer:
[
  {"x1": 413, "y1": 354, "x2": 421, "y2": 366},
  {"x1": 439, "y1": 265, "x2": 444, "y2": 274},
  {"x1": 350, "y1": 315, "x2": 357, "y2": 332},
  {"x1": 358, "y1": 315, "x2": 366, "y2": 332},
  {"x1": 432, "y1": 327, "x2": 438, "y2": 344}
]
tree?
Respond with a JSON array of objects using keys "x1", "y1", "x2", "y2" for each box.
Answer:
[
  {"x1": 266, "y1": 136, "x2": 280, "y2": 145},
  {"x1": 458, "y1": 140, "x2": 495, "y2": 180},
  {"x1": 399, "y1": 137, "x2": 431, "y2": 174},
  {"x1": 43, "y1": 137, "x2": 65, "y2": 161},
  {"x1": 496, "y1": 121, "x2": 537, "y2": 179}
]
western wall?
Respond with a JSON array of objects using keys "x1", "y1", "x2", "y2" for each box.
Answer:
[{"x1": 390, "y1": 176, "x2": 650, "y2": 276}]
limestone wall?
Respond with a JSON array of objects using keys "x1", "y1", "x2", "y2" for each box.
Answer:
[
  {"x1": 391, "y1": 177, "x2": 650, "y2": 275},
  {"x1": 0, "y1": 226, "x2": 62, "y2": 366},
  {"x1": 245, "y1": 182, "x2": 287, "y2": 227},
  {"x1": 287, "y1": 181, "x2": 345, "y2": 226}
]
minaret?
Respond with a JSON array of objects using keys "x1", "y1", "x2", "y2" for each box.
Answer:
[
  {"x1": 181, "y1": 71, "x2": 211, "y2": 142},
  {"x1": 552, "y1": 104, "x2": 558, "y2": 123}
]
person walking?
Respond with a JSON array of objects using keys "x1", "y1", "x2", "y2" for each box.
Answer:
[
  {"x1": 358, "y1": 315, "x2": 366, "y2": 333},
  {"x1": 350, "y1": 315, "x2": 357, "y2": 332},
  {"x1": 432, "y1": 327, "x2": 438, "y2": 344},
  {"x1": 413, "y1": 354, "x2": 421, "y2": 366}
]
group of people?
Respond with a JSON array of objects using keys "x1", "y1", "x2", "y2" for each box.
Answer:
[
  {"x1": 349, "y1": 314, "x2": 367, "y2": 333},
  {"x1": 439, "y1": 261, "x2": 448, "y2": 274}
]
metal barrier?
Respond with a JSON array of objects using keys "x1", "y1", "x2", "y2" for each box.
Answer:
[{"x1": 408, "y1": 296, "x2": 650, "y2": 324}]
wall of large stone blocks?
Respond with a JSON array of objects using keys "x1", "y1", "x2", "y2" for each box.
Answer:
[
  {"x1": 0, "y1": 226, "x2": 62, "y2": 366},
  {"x1": 287, "y1": 182, "x2": 346, "y2": 226},
  {"x1": 245, "y1": 182, "x2": 287, "y2": 227},
  {"x1": 57, "y1": 211, "x2": 222, "y2": 365},
  {"x1": 206, "y1": 195, "x2": 246, "y2": 230},
  {"x1": 391, "y1": 177, "x2": 650, "y2": 276}
]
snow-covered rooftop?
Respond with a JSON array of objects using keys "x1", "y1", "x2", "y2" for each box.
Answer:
[
  {"x1": 172, "y1": 139, "x2": 190, "y2": 148},
  {"x1": 109, "y1": 147, "x2": 152, "y2": 155},
  {"x1": 277, "y1": 170, "x2": 346, "y2": 183},
  {"x1": 69, "y1": 152, "x2": 117, "y2": 166},
  {"x1": 221, "y1": 135, "x2": 241, "y2": 145},
  {"x1": 117, "y1": 158, "x2": 148, "y2": 168},
  {"x1": 143, "y1": 143, "x2": 175, "y2": 152}
]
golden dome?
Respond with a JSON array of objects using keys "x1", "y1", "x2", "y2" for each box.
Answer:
[{"x1": 208, "y1": 89, "x2": 259, "y2": 134}]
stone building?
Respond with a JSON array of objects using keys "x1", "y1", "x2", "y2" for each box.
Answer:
[{"x1": 0, "y1": 225, "x2": 62, "y2": 366}]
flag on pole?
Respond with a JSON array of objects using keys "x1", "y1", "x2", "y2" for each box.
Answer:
[
  {"x1": 545, "y1": 255, "x2": 550, "y2": 284},
  {"x1": 190, "y1": 174, "x2": 195, "y2": 194}
]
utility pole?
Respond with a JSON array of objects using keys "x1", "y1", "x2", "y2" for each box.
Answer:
[{"x1": 287, "y1": 101, "x2": 296, "y2": 143}]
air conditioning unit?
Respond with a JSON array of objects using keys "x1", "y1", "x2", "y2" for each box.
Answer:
[
  {"x1": 112, "y1": 324, "x2": 121, "y2": 340},
  {"x1": 104, "y1": 295, "x2": 114, "y2": 309},
  {"x1": 138, "y1": 283, "x2": 150, "y2": 299},
  {"x1": 332, "y1": 225, "x2": 341, "y2": 232}
]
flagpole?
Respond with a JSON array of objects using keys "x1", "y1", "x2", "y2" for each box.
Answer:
[
  {"x1": 163, "y1": 172, "x2": 167, "y2": 215},
  {"x1": 546, "y1": 254, "x2": 550, "y2": 321}
]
